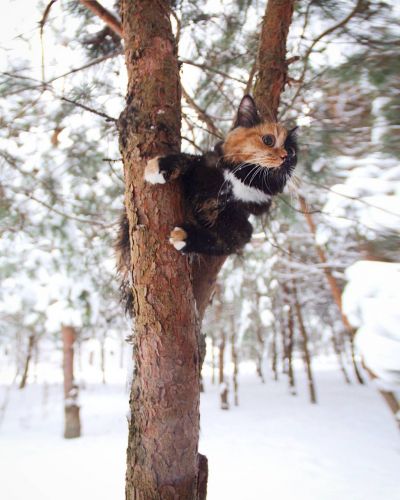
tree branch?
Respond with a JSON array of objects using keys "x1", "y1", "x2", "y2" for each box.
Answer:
[{"x1": 79, "y1": 0, "x2": 123, "y2": 37}]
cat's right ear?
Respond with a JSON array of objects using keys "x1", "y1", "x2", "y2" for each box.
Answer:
[{"x1": 234, "y1": 95, "x2": 261, "y2": 128}]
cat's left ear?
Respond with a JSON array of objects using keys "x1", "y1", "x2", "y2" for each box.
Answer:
[{"x1": 234, "y1": 95, "x2": 261, "y2": 128}]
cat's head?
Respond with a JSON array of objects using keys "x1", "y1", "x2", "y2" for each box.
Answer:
[{"x1": 222, "y1": 95, "x2": 298, "y2": 194}]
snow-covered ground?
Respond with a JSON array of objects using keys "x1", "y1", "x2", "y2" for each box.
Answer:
[{"x1": 0, "y1": 361, "x2": 399, "y2": 500}]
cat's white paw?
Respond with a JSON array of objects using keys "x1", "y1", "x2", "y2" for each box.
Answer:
[
  {"x1": 169, "y1": 227, "x2": 187, "y2": 251},
  {"x1": 144, "y1": 157, "x2": 166, "y2": 184}
]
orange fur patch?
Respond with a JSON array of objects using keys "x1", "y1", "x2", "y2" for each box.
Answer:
[
  {"x1": 223, "y1": 123, "x2": 288, "y2": 168},
  {"x1": 170, "y1": 227, "x2": 187, "y2": 242}
]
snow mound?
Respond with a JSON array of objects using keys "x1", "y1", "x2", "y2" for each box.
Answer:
[{"x1": 343, "y1": 261, "x2": 400, "y2": 389}]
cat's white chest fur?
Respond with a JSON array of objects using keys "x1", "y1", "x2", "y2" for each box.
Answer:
[{"x1": 223, "y1": 170, "x2": 271, "y2": 204}]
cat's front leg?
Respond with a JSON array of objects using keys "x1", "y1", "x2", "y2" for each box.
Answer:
[
  {"x1": 144, "y1": 157, "x2": 167, "y2": 184},
  {"x1": 144, "y1": 153, "x2": 196, "y2": 185}
]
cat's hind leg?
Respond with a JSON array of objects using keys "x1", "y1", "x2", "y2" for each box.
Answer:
[{"x1": 169, "y1": 212, "x2": 253, "y2": 256}]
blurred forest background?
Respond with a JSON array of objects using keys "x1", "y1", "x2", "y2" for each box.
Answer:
[{"x1": 0, "y1": 0, "x2": 399, "y2": 498}]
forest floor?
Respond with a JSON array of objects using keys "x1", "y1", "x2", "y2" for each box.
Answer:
[{"x1": 0, "y1": 358, "x2": 399, "y2": 500}]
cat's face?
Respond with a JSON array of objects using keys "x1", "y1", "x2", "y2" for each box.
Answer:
[
  {"x1": 223, "y1": 122, "x2": 295, "y2": 169},
  {"x1": 221, "y1": 95, "x2": 297, "y2": 196}
]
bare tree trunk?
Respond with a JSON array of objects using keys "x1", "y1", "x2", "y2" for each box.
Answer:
[
  {"x1": 256, "y1": 353, "x2": 266, "y2": 384},
  {"x1": 230, "y1": 318, "x2": 239, "y2": 406},
  {"x1": 211, "y1": 335, "x2": 216, "y2": 385},
  {"x1": 349, "y1": 335, "x2": 365, "y2": 385},
  {"x1": 218, "y1": 333, "x2": 229, "y2": 410},
  {"x1": 100, "y1": 335, "x2": 106, "y2": 385},
  {"x1": 331, "y1": 334, "x2": 351, "y2": 384},
  {"x1": 19, "y1": 334, "x2": 35, "y2": 390},
  {"x1": 287, "y1": 304, "x2": 296, "y2": 395},
  {"x1": 119, "y1": 2, "x2": 204, "y2": 497},
  {"x1": 280, "y1": 311, "x2": 288, "y2": 375},
  {"x1": 33, "y1": 336, "x2": 39, "y2": 383},
  {"x1": 293, "y1": 286, "x2": 317, "y2": 404},
  {"x1": 271, "y1": 323, "x2": 279, "y2": 381},
  {"x1": 255, "y1": 294, "x2": 266, "y2": 383},
  {"x1": 62, "y1": 325, "x2": 81, "y2": 439}
]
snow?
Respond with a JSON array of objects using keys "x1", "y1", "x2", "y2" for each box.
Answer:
[
  {"x1": 343, "y1": 261, "x2": 400, "y2": 389},
  {"x1": 0, "y1": 361, "x2": 399, "y2": 500}
]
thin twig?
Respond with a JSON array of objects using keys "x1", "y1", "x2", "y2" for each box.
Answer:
[
  {"x1": 308, "y1": 180, "x2": 400, "y2": 218},
  {"x1": 282, "y1": 0, "x2": 363, "y2": 114},
  {"x1": 182, "y1": 86, "x2": 224, "y2": 139},
  {"x1": 180, "y1": 59, "x2": 247, "y2": 85},
  {"x1": 2, "y1": 51, "x2": 122, "y2": 98},
  {"x1": 60, "y1": 96, "x2": 117, "y2": 122},
  {"x1": 9, "y1": 187, "x2": 116, "y2": 228}
]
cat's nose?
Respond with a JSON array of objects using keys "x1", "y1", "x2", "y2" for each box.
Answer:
[{"x1": 280, "y1": 151, "x2": 288, "y2": 160}]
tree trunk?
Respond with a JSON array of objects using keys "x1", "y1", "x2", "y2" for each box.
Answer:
[
  {"x1": 211, "y1": 335, "x2": 216, "y2": 385},
  {"x1": 218, "y1": 334, "x2": 229, "y2": 410},
  {"x1": 293, "y1": 286, "x2": 317, "y2": 404},
  {"x1": 256, "y1": 354, "x2": 266, "y2": 384},
  {"x1": 100, "y1": 335, "x2": 106, "y2": 384},
  {"x1": 287, "y1": 304, "x2": 296, "y2": 395},
  {"x1": 331, "y1": 334, "x2": 351, "y2": 384},
  {"x1": 271, "y1": 323, "x2": 279, "y2": 381},
  {"x1": 253, "y1": 0, "x2": 295, "y2": 120},
  {"x1": 19, "y1": 334, "x2": 35, "y2": 389},
  {"x1": 230, "y1": 316, "x2": 239, "y2": 406},
  {"x1": 62, "y1": 325, "x2": 81, "y2": 439},
  {"x1": 119, "y1": 2, "x2": 203, "y2": 497},
  {"x1": 255, "y1": 294, "x2": 266, "y2": 383}
]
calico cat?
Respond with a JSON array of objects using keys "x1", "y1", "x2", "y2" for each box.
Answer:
[
  {"x1": 143, "y1": 95, "x2": 298, "y2": 255},
  {"x1": 115, "y1": 95, "x2": 297, "y2": 314}
]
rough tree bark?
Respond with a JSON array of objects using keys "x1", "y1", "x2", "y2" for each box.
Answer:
[
  {"x1": 62, "y1": 325, "x2": 81, "y2": 439},
  {"x1": 254, "y1": 0, "x2": 296, "y2": 120},
  {"x1": 118, "y1": 1, "x2": 203, "y2": 498}
]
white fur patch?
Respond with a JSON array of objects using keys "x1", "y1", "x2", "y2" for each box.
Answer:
[
  {"x1": 169, "y1": 227, "x2": 187, "y2": 251},
  {"x1": 170, "y1": 239, "x2": 186, "y2": 251},
  {"x1": 144, "y1": 157, "x2": 166, "y2": 184},
  {"x1": 223, "y1": 170, "x2": 272, "y2": 204}
]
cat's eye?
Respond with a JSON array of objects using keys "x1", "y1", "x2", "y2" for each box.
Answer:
[{"x1": 262, "y1": 134, "x2": 275, "y2": 147}]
